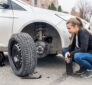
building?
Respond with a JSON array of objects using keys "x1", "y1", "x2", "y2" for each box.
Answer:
[{"x1": 22, "y1": 0, "x2": 58, "y2": 9}]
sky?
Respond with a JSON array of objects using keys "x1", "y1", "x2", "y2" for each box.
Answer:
[
  {"x1": 58, "y1": 0, "x2": 79, "y2": 12},
  {"x1": 58, "y1": 0, "x2": 92, "y2": 13}
]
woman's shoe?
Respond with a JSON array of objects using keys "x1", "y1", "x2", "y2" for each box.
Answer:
[
  {"x1": 75, "y1": 67, "x2": 86, "y2": 75},
  {"x1": 81, "y1": 70, "x2": 92, "y2": 78}
]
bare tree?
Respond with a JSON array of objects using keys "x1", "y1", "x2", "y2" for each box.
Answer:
[{"x1": 76, "y1": 0, "x2": 92, "y2": 22}]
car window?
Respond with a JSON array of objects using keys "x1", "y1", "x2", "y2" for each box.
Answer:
[
  {"x1": 0, "y1": 0, "x2": 12, "y2": 9},
  {"x1": 11, "y1": 1, "x2": 26, "y2": 11}
]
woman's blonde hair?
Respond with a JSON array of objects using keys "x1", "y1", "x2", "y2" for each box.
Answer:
[
  {"x1": 66, "y1": 17, "x2": 84, "y2": 28},
  {"x1": 66, "y1": 17, "x2": 92, "y2": 45}
]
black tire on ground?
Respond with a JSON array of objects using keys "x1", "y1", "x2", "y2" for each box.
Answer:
[{"x1": 8, "y1": 33, "x2": 37, "y2": 77}]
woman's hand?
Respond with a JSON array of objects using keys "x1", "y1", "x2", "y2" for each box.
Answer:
[{"x1": 65, "y1": 52, "x2": 70, "y2": 63}]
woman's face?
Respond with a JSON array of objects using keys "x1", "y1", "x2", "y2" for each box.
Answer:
[{"x1": 66, "y1": 23, "x2": 78, "y2": 34}]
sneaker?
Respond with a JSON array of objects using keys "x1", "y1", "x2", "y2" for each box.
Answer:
[
  {"x1": 81, "y1": 70, "x2": 92, "y2": 78},
  {"x1": 75, "y1": 67, "x2": 86, "y2": 75}
]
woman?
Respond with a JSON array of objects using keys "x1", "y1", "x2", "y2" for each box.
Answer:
[{"x1": 62, "y1": 17, "x2": 92, "y2": 78}]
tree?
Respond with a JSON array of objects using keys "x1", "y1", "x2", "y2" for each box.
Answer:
[
  {"x1": 48, "y1": 3, "x2": 62, "y2": 12},
  {"x1": 75, "y1": 0, "x2": 92, "y2": 22},
  {"x1": 58, "y1": 5, "x2": 62, "y2": 12},
  {"x1": 48, "y1": 3, "x2": 57, "y2": 11},
  {"x1": 48, "y1": 5, "x2": 51, "y2": 10}
]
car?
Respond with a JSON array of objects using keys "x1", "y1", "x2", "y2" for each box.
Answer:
[{"x1": 0, "y1": 0, "x2": 90, "y2": 77}]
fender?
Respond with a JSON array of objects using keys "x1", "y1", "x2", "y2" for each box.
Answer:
[{"x1": 16, "y1": 19, "x2": 63, "y2": 50}]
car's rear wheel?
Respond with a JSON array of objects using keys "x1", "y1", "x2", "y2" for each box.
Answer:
[{"x1": 8, "y1": 33, "x2": 37, "y2": 77}]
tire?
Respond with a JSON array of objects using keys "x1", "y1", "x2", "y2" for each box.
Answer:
[{"x1": 8, "y1": 33, "x2": 37, "y2": 77}]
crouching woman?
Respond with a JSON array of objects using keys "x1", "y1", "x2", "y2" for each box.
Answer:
[{"x1": 62, "y1": 17, "x2": 92, "y2": 78}]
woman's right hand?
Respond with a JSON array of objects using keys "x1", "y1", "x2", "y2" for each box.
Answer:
[{"x1": 65, "y1": 52, "x2": 70, "y2": 63}]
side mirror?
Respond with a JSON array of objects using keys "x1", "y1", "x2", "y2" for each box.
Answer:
[{"x1": 0, "y1": 0, "x2": 9, "y2": 8}]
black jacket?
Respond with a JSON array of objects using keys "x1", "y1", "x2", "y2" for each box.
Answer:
[{"x1": 66, "y1": 28, "x2": 92, "y2": 57}]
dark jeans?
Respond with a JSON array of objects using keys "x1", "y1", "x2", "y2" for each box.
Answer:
[{"x1": 62, "y1": 49, "x2": 92, "y2": 70}]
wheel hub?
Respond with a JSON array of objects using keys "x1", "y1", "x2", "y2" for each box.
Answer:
[
  {"x1": 14, "y1": 56, "x2": 19, "y2": 62},
  {"x1": 36, "y1": 46, "x2": 44, "y2": 54},
  {"x1": 36, "y1": 41, "x2": 46, "y2": 55}
]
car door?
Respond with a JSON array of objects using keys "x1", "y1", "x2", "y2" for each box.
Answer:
[{"x1": 0, "y1": 0, "x2": 13, "y2": 47}]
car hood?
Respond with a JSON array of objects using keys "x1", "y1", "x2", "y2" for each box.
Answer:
[
  {"x1": 31, "y1": 6, "x2": 72, "y2": 19},
  {"x1": 31, "y1": 7, "x2": 72, "y2": 23},
  {"x1": 31, "y1": 6, "x2": 60, "y2": 15}
]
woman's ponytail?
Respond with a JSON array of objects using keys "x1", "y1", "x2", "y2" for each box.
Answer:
[{"x1": 76, "y1": 17, "x2": 84, "y2": 28}]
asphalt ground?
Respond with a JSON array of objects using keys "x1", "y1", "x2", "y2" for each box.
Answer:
[{"x1": 0, "y1": 55, "x2": 92, "y2": 85}]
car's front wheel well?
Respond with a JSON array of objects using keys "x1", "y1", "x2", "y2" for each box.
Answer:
[{"x1": 21, "y1": 22, "x2": 62, "y2": 56}]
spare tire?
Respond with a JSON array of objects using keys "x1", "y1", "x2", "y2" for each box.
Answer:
[{"x1": 8, "y1": 33, "x2": 37, "y2": 77}]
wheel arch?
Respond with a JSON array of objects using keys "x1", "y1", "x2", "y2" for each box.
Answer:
[{"x1": 20, "y1": 20, "x2": 63, "y2": 54}]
